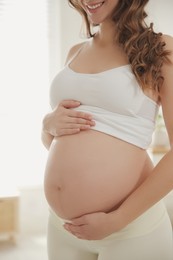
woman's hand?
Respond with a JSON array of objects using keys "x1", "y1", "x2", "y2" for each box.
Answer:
[
  {"x1": 63, "y1": 211, "x2": 123, "y2": 240},
  {"x1": 42, "y1": 100, "x2": 95, "y2": 137}
]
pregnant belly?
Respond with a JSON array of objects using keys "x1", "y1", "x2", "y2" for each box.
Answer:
[{"x1": 44, "y1": 130, "x2": 149, "y2": 220}]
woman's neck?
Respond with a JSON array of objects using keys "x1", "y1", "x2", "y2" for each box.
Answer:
[{"x1": 94, "y1": 21, "x2": 117, "y2": 47}]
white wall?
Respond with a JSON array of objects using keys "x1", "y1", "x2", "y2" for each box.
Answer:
[
  {"x1": 146, "y1": 0, "x2": 173, "y2": 35},
  {"x1": 59, "y1": 1, "x2": 83, "y2": 66},
  {"x1": 18, "y1": 187, "x2": 49, "y2": 235},
  {"x1": 48, "y1": 0, "x2": 61, "y2": 81}
]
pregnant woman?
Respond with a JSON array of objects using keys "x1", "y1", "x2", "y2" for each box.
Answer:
[{"x1": 42, "y1": 0, "x2": 173, "y2": 259}]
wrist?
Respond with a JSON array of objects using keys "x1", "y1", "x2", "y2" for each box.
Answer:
[
  {"x1": 42, "y1": 113, "x2": 55, "y2": 137},
  {"x1": 107, "y1": 208, "x2": 127, "y2": 232}
]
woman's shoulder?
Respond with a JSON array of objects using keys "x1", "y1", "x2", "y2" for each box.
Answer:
[
  {"x1": 162, "y1": 34, "x2": 173, "y2": 42},
  {"x1": 162, "y1": 34, "x2": 173, "y2": 56},
  {"x1": 64, "y1": 41, "x2": 87, "y2": 65}
]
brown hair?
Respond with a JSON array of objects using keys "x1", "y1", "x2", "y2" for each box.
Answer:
[{"x1": 68, "y1": 0, "x2": 170, "y2": 92}]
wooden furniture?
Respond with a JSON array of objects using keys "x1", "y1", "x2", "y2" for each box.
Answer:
[{"x1": 0, "y1": 189, "x2": 20, "y2": 242}]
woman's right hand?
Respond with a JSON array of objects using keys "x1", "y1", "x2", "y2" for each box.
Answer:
[{"x1": 42, "y1": 100, "x2": 95, "y2": 137}]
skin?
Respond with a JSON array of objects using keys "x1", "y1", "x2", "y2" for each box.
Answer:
[
  {"x1": 42, "y1": 100, "x2": 95, "y2": 148},
  {"x1": 42, "y1": 0, "x2": 173, "y2": 240}
]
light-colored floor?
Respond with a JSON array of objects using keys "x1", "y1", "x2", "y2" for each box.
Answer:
[{"x1": 0, "y1": 235, "x2": 47, "y2": 260}]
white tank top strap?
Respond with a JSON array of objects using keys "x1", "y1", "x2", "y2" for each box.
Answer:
[{"x1": 66, "y1": 42, "x2": 86, "y2": 66}]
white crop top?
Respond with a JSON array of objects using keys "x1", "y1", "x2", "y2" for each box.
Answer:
[{"x1": 49, "y1": 64, "x2": 159, "y2": 149}]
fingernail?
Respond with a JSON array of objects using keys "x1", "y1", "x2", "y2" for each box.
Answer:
[
  {"x1": 63, "y1": 224, "x2": 69, "y2": 229},
  {"x1": 65, "y1": 220, "x2": 72, "y2": 224},
  {"x1": 91, "y1": 121, "x2": 95, "y2": 125}
]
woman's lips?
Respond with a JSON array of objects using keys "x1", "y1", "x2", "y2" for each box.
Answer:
[{"x1": 85, "y1": 1, "x2": 104, "y2": 13}]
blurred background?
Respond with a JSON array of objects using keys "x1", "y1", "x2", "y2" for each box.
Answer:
[{"x1": 0, "y1": 0, "x2": 173, "y2": 259}]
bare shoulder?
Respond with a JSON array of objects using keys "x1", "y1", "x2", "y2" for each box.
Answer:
[
  {"x1": 64, "y1": 41, "x2": 86, "y2": 65},
  {"x1": 162, "y1": 34, "x2": 173, "y2": 59},
  {"x1": 162, "y1": 34, "x2": 173, "y2": 43},
  {"x1": 161, "y1": 34, "x2": 173, "y2": 71},
  {"x1": 159, "y1": 35, "x2": 173, "y2": 145},
  {"x1": 160, "y1": 34, "x2": 173, "y2": 78}
]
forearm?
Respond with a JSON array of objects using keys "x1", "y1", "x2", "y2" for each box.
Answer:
[
  {"x1": 109, "y1": 148, "x2": 173, "y2": 229},
  {"x1": 41, "y1": 130, "x2": 54, "y2": 150}
]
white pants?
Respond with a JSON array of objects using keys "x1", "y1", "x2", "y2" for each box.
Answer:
[{"x1": 47, "y1": 201, "x2": 173, "y2": 260}]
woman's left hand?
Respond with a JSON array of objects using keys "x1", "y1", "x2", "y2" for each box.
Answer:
[{"x1": 63, "y1": 211, "x2": 118, "y2": 240}]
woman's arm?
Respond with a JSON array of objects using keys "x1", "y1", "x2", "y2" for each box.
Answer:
[
  {"x1": 63, "y1": 35, "x2": 173, "y2": 240},
  {"x1": 108, "y1": 34, "x2": 173, "y2": 229},
  {"x1": 111, "y1": 36, "x2": 173, "y2": 226}
]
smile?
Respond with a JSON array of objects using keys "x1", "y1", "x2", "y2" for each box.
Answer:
[{"x1": 86, "y1": 1, "x2": 104, "y2": 11}]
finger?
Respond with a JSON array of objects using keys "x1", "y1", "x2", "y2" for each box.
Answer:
[
  {"x1": 59, "y1": 100, "x2": 81, "y2": 109},
  {"x1": 64, "y1": 224, "x2": 88, "y2": 240},
  {"x1": 65, "y1": 227, "x2": 83, "y2": 239},
  {"x1": 71, "y1": 217, "x2": 87, "y2": 226},
  {"x1": 67, "y1": 117, "x2": 95, "y2": 126},
  {"x1": 68, "y1": 110, "x2": 93, "y2": 121},
  {"x1": 59, "y1": 121, "x2": 90, "y2": 130},
  {"x1": 63, "y1": 123, "x2": 92, "y2": 130},
  {"x1": 56, "y1": 125, "x2": 91, "y2": 137},
  {"x1": 75, "y1": 233, "x2": 83, "y2": 239},
  {"x1": 64, "y1": 224, "x2": 83, "y2": 233},
  {"x1": 58, "y1": 128, "x2": 80, "y2": 136},
  {"x1": 80, "y1": 125, "x2": 92, "y2": 130},
  {"x1": 70, "y1": 124, "x2": 91, "y2": 130}
]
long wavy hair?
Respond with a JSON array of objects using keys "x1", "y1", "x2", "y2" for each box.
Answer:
[{"x1": 68, "y1": 0, "x2": 170, "y2": 93}]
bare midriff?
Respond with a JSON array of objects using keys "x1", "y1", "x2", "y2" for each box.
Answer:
[{"x1": 44, "y1": 130, "x2": 153, "y2": 220}]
